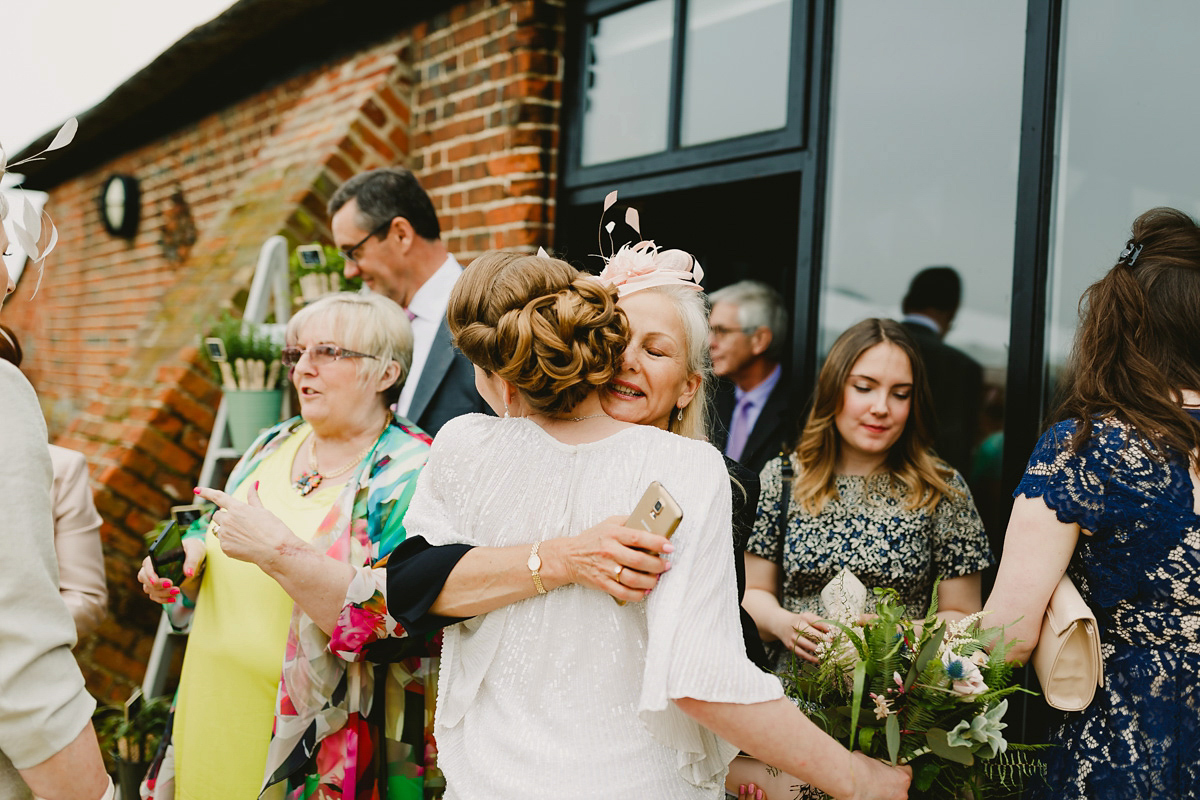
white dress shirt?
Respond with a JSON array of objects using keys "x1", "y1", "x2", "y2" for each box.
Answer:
[{"x1": 396, "y1": 254, "x2": 463, "y2": 417}]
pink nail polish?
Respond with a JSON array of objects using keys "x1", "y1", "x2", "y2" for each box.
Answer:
[
  {"x1": 254, "y1": 480, "x2": 260, "y2": 490},
  {"x1": 193, "y1": 488, "x2": 201, "y2": 494}
]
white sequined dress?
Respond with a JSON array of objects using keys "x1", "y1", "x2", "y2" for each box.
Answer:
[{"x1": 405, "y1": 415, "x2": 784, "y2": 799}]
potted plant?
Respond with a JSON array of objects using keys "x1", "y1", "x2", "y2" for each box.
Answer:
[
  {"x1": 204, "y1": 310, "x2": 288, "y2": 450},
  {"x1": 291, "y1": 243, "x2": 360, "y2": 304},
  {"x1": 93, "y1": 691, "x2": 171, "y2": 800}
]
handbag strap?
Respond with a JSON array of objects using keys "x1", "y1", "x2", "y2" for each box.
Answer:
[{"x1": 777, "y1": 451, "x2": 793, "y2": 539}]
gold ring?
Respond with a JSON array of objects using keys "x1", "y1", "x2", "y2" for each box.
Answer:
[{"x1": 615, "y1": 565, "x2": 625, "y2": 584}]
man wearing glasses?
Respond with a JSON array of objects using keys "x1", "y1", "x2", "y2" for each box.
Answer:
[
  {"x1": 708, "y1": 280, "x2": 792, "y2": 477},
  {"x1": 328, "y1": 168, "x2": 488, "y2": 435}
]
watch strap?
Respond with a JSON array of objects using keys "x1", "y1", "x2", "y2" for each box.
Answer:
[{"x1": 530, "y1": 540, "x2": 547, "y2": 595}]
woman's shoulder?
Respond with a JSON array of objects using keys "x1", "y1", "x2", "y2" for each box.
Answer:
[{"x1": 1029, "y1": 415, "x2": 1155, "y2": 471}]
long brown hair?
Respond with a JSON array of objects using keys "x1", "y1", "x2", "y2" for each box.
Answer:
[
  {"x1": 793, "y1": 318, "x2": 957, "y2": 514},
  {"x1": 1052, "y1": 207, "x2": 1200, "y2": 468}
]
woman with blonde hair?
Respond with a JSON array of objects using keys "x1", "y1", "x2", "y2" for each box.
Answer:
[
  {"x1": 366, "y1": 252, "x2": 908, "y2": 798},
  {"x1": 140, "y1": 291, "x2": 432, "y2": 799},
  {"x1": 743, "y1": 318, "x2": 992, "y2": 671}
]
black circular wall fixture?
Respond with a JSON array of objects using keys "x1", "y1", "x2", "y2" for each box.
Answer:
[{"x1": 99, "y1": 174, "x2": 140, "y2": 238}]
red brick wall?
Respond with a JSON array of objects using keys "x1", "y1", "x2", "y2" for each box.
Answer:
[{"x1": 3, "y1": 0, "x2": 567, "y2": 704}]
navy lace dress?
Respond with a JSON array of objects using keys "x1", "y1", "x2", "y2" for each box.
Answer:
[{"x1": 1017, "y1": 413, "x2": 1200, "y2": 799}]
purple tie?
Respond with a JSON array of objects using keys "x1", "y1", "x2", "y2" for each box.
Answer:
[{"x1": 725, "y1": 396, "x2": 754, "y2": 462}]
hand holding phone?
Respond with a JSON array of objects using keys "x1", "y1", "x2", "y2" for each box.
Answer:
[
  {"x1": 148, "y1": 520, "x2": 186, "y2": 587},
  {"x1": 615, "y1": 481, "x2": 683, "y2": 605}
]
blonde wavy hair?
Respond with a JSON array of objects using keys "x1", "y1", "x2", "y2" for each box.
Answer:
[
  {"x1": 793, "y1": 318, "x2": 958, "y2": 515},
  {"x1": 448, "y1": 251, "x2": 630, "y2": 416}
]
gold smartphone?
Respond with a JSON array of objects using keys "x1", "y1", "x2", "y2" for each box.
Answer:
[
  {"x1": 627, "y1": 480, "x2": 683, "y2": 539},
  {"x1": 615, "y1": 481, "x2": 683, "y2": 605}
]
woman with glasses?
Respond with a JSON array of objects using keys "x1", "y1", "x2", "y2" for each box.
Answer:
[{"x1": 138, "y1": 292, "x2": 432, "y2": 800}]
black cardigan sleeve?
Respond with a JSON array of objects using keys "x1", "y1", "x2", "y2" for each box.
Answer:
[{"x1": 361, "y1": 537, "x2": 475, "y2": 662}]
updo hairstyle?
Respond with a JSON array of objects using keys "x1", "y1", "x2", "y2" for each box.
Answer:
[
  {"x1": 286, "y1": 291, "x2": 414, "y2": 407},
  {"x1": 1055, "y1": 206, "x2": 1200, "y2": 465},
  {"x1": 448, "y1": 251, "x2": 630, "y2": 416}
]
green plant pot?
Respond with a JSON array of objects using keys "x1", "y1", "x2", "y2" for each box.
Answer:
[{"x1": 224, "y1": 389, "x2": 284, "y2": 451}]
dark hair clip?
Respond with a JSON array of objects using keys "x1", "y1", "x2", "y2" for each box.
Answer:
[{"x1": 1118, "y1": 240, "x2": 1143, "y2": 266}]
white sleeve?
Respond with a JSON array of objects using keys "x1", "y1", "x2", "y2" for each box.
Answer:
[
  {"x1": 637, "y1": 446, "x2": 783, "y2": 789},
  {"x1": 0, "y1": 364, "x2": 95, "y2": 770},
  {"x1": 401, "y1": 418, "x2": 478, "y2": 547}
]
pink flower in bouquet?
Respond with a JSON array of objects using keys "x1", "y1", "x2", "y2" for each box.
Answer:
[{"x1": 941, "y1": 650, "x2": 988, "y2": 698}]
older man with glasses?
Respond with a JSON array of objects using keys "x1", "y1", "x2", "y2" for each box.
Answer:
[
  {"x1": 329, "y1": 167, "x2": 488, "y2": 435},
  {"x1": 708, "y1": 280, "x2": 794, "y2": 477}
]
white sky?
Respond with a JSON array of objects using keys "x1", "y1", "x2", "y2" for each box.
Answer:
[
  {"x1": 3, "y1": 0, "x2": 237, "y2": 154},
  {"x1": 2, "y1": 0, "x2": 234, "y2": 280}
]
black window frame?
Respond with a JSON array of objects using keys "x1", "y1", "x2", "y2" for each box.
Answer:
[{"x1": 562, "y1": 0, "x2": 811, "y2": 192}]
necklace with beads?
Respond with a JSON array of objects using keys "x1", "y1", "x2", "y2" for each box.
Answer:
[{"x1": 293, "y1": 418, "x2": 390, "y2": 497}]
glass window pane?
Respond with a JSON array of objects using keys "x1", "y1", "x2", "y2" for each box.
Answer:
[
  {"x1": 1046, "y1": 0, "x2": 1200, "y2": 397},
  {"x1": 680, "y1": 0, "x2": 792, "y2": 147},
  {"x1": 819, "y1": 0, "x2": 1025, "y2": 536},
  {"x1": 581, "y1": 0, "x2": 675, "y2": 166}
]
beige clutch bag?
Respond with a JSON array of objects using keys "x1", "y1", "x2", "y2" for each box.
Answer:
[{"x1": 1031, "y1": 574, "x2": 1104, "y2": 711}]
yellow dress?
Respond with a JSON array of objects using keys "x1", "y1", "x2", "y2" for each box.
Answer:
[{"x1": 174, "y1": 426, "x2": 338, "y2": 799}]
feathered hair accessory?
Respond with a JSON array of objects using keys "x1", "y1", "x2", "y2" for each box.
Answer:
[
  {"x1": 595, "y1": 190, "x2": 704, "y2": 297},
  {"x1": 1, "y1": 118, "x2": 78, "y2": 283}
]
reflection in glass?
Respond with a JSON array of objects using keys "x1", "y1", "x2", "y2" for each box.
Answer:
[
  {"x1": 581, "y1": 0, "x2": 675, "y2": 166},
  {"x1": 819, "y1": 0, "x2": 1025, "y2": 537},
  {"x1": 821, "y1": 1, "x2": 1024, "y2": 372},
  {"x1": 680, "y1": 0, "x2": 792, "y2": 147},
  {"x1": 1046, "y1": 0, "x2": 1200, "y2": 396}
]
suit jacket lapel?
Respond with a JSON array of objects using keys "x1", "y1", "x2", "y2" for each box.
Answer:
[
  {"x1": 742, "y1": 383, "x2": 790, "y2": 468},
  {"x1": 407, "y1": 318, "x2": 456, "y2": 425}
]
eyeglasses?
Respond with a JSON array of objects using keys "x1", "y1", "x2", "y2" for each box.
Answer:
[
  {"x1": 340, "y1": 217, "x2": 396, "y2": 263},
  {"x1": 281, "y1": 344, "x2": 379, "y2": 367},
  {"x1": 709, "y1": 325, "x2": 755, "y2": 339}
]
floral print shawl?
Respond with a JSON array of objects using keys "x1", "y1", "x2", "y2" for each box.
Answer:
[{"x1": 177, "y1": 414, "x2": 431, "y2": 799}]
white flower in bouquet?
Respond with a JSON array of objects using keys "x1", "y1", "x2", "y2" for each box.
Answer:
[
  {"x1": 946, "y1": 700, "x2": 1009, "y2": 758},
  {"x1": 941, "y1": 650, "x2": 988, "y2": 698}
]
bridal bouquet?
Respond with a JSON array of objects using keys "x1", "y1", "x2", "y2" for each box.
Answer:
[{"x1": 779, "y1": 574, "x2": 1044, "y2": 798}]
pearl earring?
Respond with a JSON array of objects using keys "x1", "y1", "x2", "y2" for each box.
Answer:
[{"x1": 503, "y1": 403, "x2": 511, "y2": 419}]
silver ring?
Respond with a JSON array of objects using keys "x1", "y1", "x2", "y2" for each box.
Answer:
[{"x1": 615, "y1": 565, "x2": 625, "y2": 584}]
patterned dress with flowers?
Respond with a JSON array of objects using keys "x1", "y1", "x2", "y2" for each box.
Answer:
[
  {"x1": 1016, "y1": 414, "x2": 1200, "y2": 800},
  {"x1": 747, "y1": 454, "x2": 993, "y2": 672},
  {"x1": 153, "y1": 415, "x2": 432, "y2": 800}
]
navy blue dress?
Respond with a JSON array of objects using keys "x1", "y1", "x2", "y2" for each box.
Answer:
[{"x1": 1017, "y1": 412, "x2": 1200, "y2": 799}]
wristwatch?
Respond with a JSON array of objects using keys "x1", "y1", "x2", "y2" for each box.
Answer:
[{"x1": 528, "y1": 541, "x2": 547, "y2": 595}]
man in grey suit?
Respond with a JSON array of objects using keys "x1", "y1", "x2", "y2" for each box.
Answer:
[
  {"x1": 330, "y1": 168, "x2": 488, "y2": 435},
  {"x1": 708, "y1": 281, "x2": 795, "y2": 477},
  {"x1": 900, "y1": 266, "x2": 983, "y2": 476}
]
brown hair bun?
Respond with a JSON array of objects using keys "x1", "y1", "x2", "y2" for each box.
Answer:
[{"x1": 449, "y1": 251, "x2": 630, "y2": 415}]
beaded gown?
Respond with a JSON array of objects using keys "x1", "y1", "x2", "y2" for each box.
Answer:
[
  {"x1": 403, "y1": 415, "x2": 784, "y2": 799},
  {"x1": 1017, "y1": 413, "x2": 1200, "y2": 799}
]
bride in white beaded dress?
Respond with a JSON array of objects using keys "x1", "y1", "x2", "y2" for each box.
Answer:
[{"x1": 399, "y1": 250, "x2": 909, "y2": 800}]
